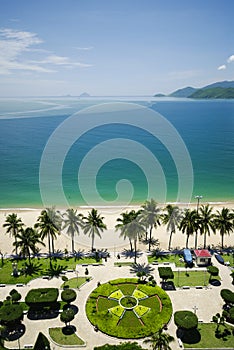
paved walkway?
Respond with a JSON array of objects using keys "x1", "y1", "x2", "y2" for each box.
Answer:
[{"x1": 1, "y1": 253, "x2": 233, "y2": 350}]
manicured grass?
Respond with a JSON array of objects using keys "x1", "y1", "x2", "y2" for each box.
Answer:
[
  {"x1": 49, "y1": 327, "x2": 85, "y2": 346},
  {"x1": 0, "y1": 257, "x2": 100, "y2": 284},
  {"x1": 183, "y1": 323, "x2": 234, "y2": 348},
  {"x1": 86, "y1": 278, "x2": 172, "y2": 338},
  {"x1": 148, "y1": 253, "x2": 186, "y2": 267},
  {"x1": 114, "y1": 262, "x2": 134, "y2": 267},
  {"x1": 98, "y1": 297, "x2": 118, "y2": 310},
  {"x1": 221, "y1": 253, "x2": 234, "y2": 267},
  {"x1": 61, "y1": 276, "x2": 91, "y2": 289},
  {"x1": 172, "y1": 270, "x2": 211, "y2": 287}
]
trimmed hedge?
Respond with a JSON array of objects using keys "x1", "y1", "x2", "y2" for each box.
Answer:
[
  {"x1": 174, "y1": 310, "x2": 198, "y2": 330},
  {"x1": 0, "y1": 304, "x2": 23, "y2": 324},
  {"x1": 34, "y1": 332, "x2": 51, "y2": 350},
  {"x1": 61, "y1": 289, "x2": 77, "y2": 304},
  {"x1": 220, "y1": 289, "x2": 234, "y2": 305},
  {"x1": 25, "y1": 288, "x2": 59, "y2": 307},
  {"x1": 158, "y1": 267, "x2": 174, "y2": 281},
  {"x1": 207, "y1": 266, "x2": 219, "y2": 276}
]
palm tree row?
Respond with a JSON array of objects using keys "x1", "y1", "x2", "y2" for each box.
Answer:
[
  {"x1": 2, "y1": 207, "x2": 106, "y2": 260},
  {"x1": 2, "y1": 201, "x2": 234, "y2": 261}
]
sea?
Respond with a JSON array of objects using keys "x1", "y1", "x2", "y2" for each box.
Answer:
[{"x1": 0, "y1": 97, "x2": 233, "y2": 208}]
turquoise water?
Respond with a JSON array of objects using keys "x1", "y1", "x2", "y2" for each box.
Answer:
[{"x1": 0, "y1": 97, "x2": 233, "y2": 208}]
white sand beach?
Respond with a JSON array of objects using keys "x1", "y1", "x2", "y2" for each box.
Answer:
[{"x1": 0, "y1": 202, "x2": 233, "y2": 256}]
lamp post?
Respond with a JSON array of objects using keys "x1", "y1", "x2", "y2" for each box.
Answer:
[
  {"x1": 195, "y1": 195, "x2": 203, "y2": 212},
  {"x1": 75, "y1": 264, "x2": 79, "y2": 290},
  {"x1": 193, "y1": 305, "x2": 198, "y2": 315}
]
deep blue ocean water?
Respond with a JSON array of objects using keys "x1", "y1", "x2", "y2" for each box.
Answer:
[{"x1": 0, "y1": 97, "x2": 233, "y2": 208}]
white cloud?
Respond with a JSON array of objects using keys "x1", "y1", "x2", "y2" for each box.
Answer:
[
  {"x1": 218, "y1": 64, "x2": 226, "y2": 70},
  {"x1": 0, "y1": 28, "x2": 92, "y2": 75},
  {"x1": 227, "y1": 54, "x2": 234, "y2": 63},
  {"x1": 75, "y1": 46, "x2": 93, "y2": 51}
]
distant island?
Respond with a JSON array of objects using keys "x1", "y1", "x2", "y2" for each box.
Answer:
[{"x1": 154, "y1": 80, "x2": 234, "y2": 99}]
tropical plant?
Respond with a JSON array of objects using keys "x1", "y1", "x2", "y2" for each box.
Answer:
[
  {"x1": 115, "y1": 210, "x2": 140, "y2": 251},
  {"x1": 143, "y1": 328, "x2": 174, "y2": 350},
  {"x1": 35, "y1": 207, "x2": 61, "y2": 257},
  {"x1": 60, "y1": 308, "x2": 75, "y2": 327},
  {"x1": 140, "y1": 199, "x2": 161, "y2": 251},
  {"x1": 62, "y1": 208, "x2": 83, "y2": 253},
  {"x1": 179, "y1": 209, "x2": 198, "y2": 248},
  {"x1": 212, "y1": 313, "x2": 225, "y2": 332},
  {"x1": 21, "y1": 261, "x2": 43, "y2": 276},
  {"x1": 213, "y1": 208, "x2": 234, "y2": 249},
  {"x1": 82, "y1": 208, "x2": 107, "y2": 251},
  {"x1": 13, "y1": 227, "x2": 45, "y2": 263},
  {"x1": 199, "y1": 205, "x2": 216, "y2": 248},
  {"x1": 162, "y1": 205, "x2": 181, "y2": 250},
  {"x1": 130, "y1": 263, "x2": 154, "y2": 281},
  {"x1": 46, "y1": 262, "x2": 67, "y2": 278},
  {"x1": 3, "y1": 213, "x2": 24, "y2": 255}
]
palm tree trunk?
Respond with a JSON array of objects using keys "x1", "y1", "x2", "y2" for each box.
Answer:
[
  {"x1": 134, "y1": 239, "x2": 137, "y2": 264},
  {"x1": 72, "y1": 233, "x2": 74, "y2": 253},
  {"x1": 91, "y1": 234, "x2": 94, "y2": 252},
  {"x1": 27, "y1": 247, "x2": 31, "y2": 264},
  {"x1": 129, "y1": 238, "x2": 133, "y2": 252},
  {"x1": 221, "y1": 233, "x2": 224, "y2": 249},
  {"x1": 52, "y1": 237, "x2": 55, "y2": 254},
  {"x1": 186, "y1": 234, "x2": 189, "y2": 248},
  {"x1": 149, "y1": 226, "x2": 153, "y2": 251},
  {"x1": 203, "y1": 232, "x2": 207, "y2": 249},
  {"x1": 194, "y1": 231, "x2": 198, "y2": 249},
  {"x1": 168, "y1": 231, "x2": 173, "y2": 251}
]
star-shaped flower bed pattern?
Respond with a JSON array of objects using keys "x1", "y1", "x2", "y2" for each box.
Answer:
[{"x1": 86, "y1": 278, "x2": 172, "y2": 338}]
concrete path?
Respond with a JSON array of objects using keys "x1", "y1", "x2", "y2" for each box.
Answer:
[{"x1": 1, "y1": 252, "x2": 233, "y2": 350}]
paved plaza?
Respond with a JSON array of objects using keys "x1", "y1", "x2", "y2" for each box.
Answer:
[{"x1": 0, "y1": 253, "x2": 233, "y2": 350}]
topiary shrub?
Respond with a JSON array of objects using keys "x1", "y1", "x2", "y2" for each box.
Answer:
[
  {"x1": 60, "y1": 308, "x2": 75, "y2": 327},
  {"x1": 25, "y1": 288, "x2": 59, "y2": 308},
  {"x1": 0, "y1": 304, "x2": 23, "y2": 325},
  {"x1": 220, "y1": 289, "x2": 234, "y2": 305},
  {"x1": 174, "y1": 310, "x2": 198, "y2": 330},
  {"x1": 61, "y1": 289, "x2": 77, "y2": 304},
  {"x1": 207, "y1": 266, "x2": 219, "y2": 276},
  {"x1": 34, "y1": 332, "x2": 51, "y2": 350},
  {"x1": 158, "y1": 267, "x2": 174, "y2": 281}
]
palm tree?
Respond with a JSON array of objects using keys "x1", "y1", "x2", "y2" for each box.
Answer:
[
  {"x1": 214, "y1": 208, "x2": 234, "y2": 249},
  {"x1": 35, "y1": 208, "x2": 61, "y2": 256},
  {"x1": 3, "y1": 213, "x2": 24, "y2": 255},
  {"x1": 179, "y1": 209, "x2": 198, "y2": 248},
  {"x1": 126, "y1": 214, "x2": 145, "y2": 264},
  {"x1": 13, "y1": 227, "x2": 45, "y2": 263},
  {"x1": 115, "y1": 210, "x2": 140, "y2": 251},
  {"x1": 82, "y1": 208, "x2": 107, "y2": 251},
  {"x1": 162, "y1": 205, "x2": 181, "y2": 251},
  {"x1": 199, "y1": 205, "x2": 216, "y2": 248},
  {"x1": 140, "y1": 199, "x2": 161, "y2": 251},
  {"x1": 63, "y1": 208, "x2": 83, "y2": 253},
  {"x1": 144, "y1": 328, "x2": 174, "y2": 350}
]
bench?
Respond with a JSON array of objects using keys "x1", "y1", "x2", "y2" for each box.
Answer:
[
  {"x1": 16, "y1": 283, "x2": 24, "y2": 287},
  {"x1": 0, "y1": 284, "x2": 6, "y2": 287},
  {"x1": 178, "y1": 338, "x2": 183, "y2": 348},
  {"x1": 24, "y1": 345, "x2": 33, "y2": 349},
  {"x1": 182, "y1": 286, "x2": 190, "y2": 289},
  {"x1": 195, "y1": 286, "x2": 203, "y2": 289}
]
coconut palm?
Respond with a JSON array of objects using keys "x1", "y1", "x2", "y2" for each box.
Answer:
[
  {"x1": 3, "y1": 213, "x2": 24, "y2": 255},
  {"x1": 13, "y1": 227, "x2": 45, "y2": 263},
  {"x1": 126, "y1": 214, "x2": 145, "y2": 264},
  {"x1": 214, "y1": 208, "x2": 234, "y2": 249},
  {"x1": 82, "y1": 208, "x2": 107, "y2": 251},
  {"x1": 115, "y1": 210, "x2": 140, "y2": 251},
  {"x1": 140, "y1": 199, "x2": 161, "y2": 251},
  {"x1": 199, "y1": 204, "x2": 216, "y2": 248},
  {"x1": 35, "y1": 207, "x2": 61, "y2": 255},
  {"x1": 63, "y1": 208, "x2": 83, "y2": 253},
  {"x1": 162, "y1": 205, "x2": 182, "y2": 251},
  {"x1": 144, "y1": 328, "x2": 174, "y2": 350},
  {"x1": 179, "y1": 209, "x2": 198, "y2": 248}
]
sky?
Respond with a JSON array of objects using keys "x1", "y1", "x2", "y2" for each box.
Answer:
[{"x1": 0, "y1": 0, "x2": 233, "y2": 96}]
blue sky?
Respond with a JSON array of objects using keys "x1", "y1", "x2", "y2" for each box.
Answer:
[{"x1": 0, "y1": 0, "x2": 233, "y2": 96}]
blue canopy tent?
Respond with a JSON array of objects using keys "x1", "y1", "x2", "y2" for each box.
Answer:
[{"x1": 183, "y1": 249, "x2": 193, "y2": 266}]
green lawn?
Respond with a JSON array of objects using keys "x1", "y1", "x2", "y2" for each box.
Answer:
[
  {"x1": 0, "y1": 257, "x2": 101, "y2": 284},
  {"x1": 221, "y1": 253, "x2": 234, "y2": 267},
  {"x1": 148, "y1": 254, "x2": 186, "y2": 267},
  {"x1": 183, "y1": 323, "x2": 234, "y2": 348},
  {"x1": 61, "y1": 276, "x2": 91, "y2": 289},
  {"x1": 114, "y1": 262, "x2": 134, "y2": 267},
  {"x1": 170, "y1": 270, "x2": 211, "y2": 287},
  {"x1": 49, "y1": 327, "x2": 85, "y2": 346}
]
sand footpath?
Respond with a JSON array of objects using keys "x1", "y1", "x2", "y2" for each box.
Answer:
[{"x1": 0, "y1": 202, "x2": 233, "y2": 255}]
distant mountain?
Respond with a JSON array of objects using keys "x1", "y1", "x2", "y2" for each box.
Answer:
[
  {"x1": 189, "y1": 87, "x2": 234, "y2": 99},
  {"x1": 79, "y1": 92, "x2": 90, "y2": 97},
  {"x1": 169, "y1": 86, "x2": 198, "y2": 98},
  {"x1": 154, "y1": 93, "x2": 166, "y2": 97},
  {"x1": 162, "y1": 80, "x2": 234, "y2": 99}
]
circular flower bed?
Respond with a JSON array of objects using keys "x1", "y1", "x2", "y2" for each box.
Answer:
[{"x1": 86, "y1": 278, "x2": 172, "y2": 338}]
